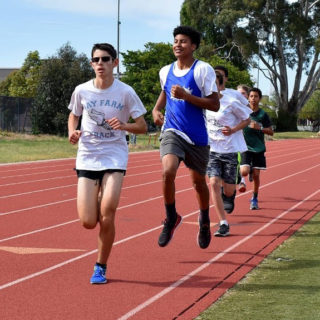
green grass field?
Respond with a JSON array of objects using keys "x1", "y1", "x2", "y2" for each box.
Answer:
[
  {"x1": 196, "y1": 212, "x2": 320, "y2": 320},
  {"x1": 0, "y1": 131, "x2": 160, "y2": 163},
  {"x1": 0, "y1": 130, "x2": 318, "y2": 163}
]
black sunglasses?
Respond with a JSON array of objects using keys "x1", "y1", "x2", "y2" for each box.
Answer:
[{"x1": 91, "y1": 56, "x2": 112, "y2": 63}]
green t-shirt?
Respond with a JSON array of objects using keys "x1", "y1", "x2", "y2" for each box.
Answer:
[{"x1": 243, "y1": 108, "x2": 272, "y2": 153}]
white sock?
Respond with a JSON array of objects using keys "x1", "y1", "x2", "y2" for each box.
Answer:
[
  {"x1": 220, "y1": 220, "x2": 228, "y2": 226},
  {"x1": 241, "y1": 177, "x2": 245, "y2": 184}
]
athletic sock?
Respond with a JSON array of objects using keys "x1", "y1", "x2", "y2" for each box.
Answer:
[
  {"x1": 220, "y1": 219, "x2": 228, "y2": 226},
  {"x1": 253, "y1": 192, "x2": 258, "y2": 199},
  {"x1": 199, "y1": 208, "x2": 210, "y2": 225},
  {"x1": 95, "y1": 262, "x2": 106, "y2": 270},
  {"x1": 165, "y1": 202, "x2": 177, "y2": 222},
  {"x1": 241, "y1": 177, "x2": 245, "y2": 184}
]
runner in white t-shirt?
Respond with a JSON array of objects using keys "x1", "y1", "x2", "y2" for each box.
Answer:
[
  {"x1": 68, "y1": 43, "x2": 147, "y2": 284},
  {"x1": 206, "y1": 72, "x2": 251, "y2": 237}
]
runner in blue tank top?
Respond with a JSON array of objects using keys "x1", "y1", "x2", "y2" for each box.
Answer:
[{"x1": 152, "y1": 26, "x2": 220, "y2": 249}]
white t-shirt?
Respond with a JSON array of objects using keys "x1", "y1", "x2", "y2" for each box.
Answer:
[
  {"x1": 222, "y1": 88, "x2": 249, "y2": 107},
  {"x1": 159, "y1": 60, "x2": 218, "y2": 98},
  {"x1": 206, "y1": 94, "x2": 252, "y2": 153},
  {"x1": 68, "y1": 79, "x2": 146, "y2": 171}
]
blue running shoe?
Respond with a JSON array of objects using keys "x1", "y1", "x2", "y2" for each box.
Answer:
[
  {"x1": 250, "y1": 197, "x2": 259, "y2": 210},
  {"x1": 90, "y1": 265, "x2": 107, "y2": 284}
]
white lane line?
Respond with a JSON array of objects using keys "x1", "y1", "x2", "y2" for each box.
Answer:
[
  {"x1": 117, "y1": 189, "x2": 320, "y2": 320},
  {"x1": 1, "y1": 162, "x2": 319, "y2": 240},
  {"x1": 0, "y1": 219, "x2": 79, "y2": 243},
  {"x1": 1, "y1": 189, "x2": 319, "y2": 299},
  {"x1": 0, "y1": 223, "x2": 164, "y2": 290},
  {"x1": 2, "y1": 161, "x2": 319, "y2": 217}
]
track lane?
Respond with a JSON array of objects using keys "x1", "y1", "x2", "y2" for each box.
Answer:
[{"x1": 0, "y1": 140, "x2": 320, "y2": 320}]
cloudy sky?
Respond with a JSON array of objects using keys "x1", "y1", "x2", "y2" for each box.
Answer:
[{"x1": 0, "y1": 0, "x2": 184, "y2": 70}]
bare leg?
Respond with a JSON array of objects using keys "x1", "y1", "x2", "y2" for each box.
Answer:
[
  {"x1": 161, "y1": 154, "x2": 179, "y2": 205},
  {"x1": 189, "y1": 169, "x2": 209, "y2": 210},
  {"x1": 209, "y1": 176, "x2": 225, "y2": 222},
  {"x1": 97, "y1": 172, "x2": 124, "y2": 264}
]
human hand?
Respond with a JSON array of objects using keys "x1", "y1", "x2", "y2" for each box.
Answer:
[
  {"x1": 171, "y1": 85, "x2": 186, "y2": 100},
  {"x1": 69, "y1": 130, "x2": 81, "y2": 144},
  {"x1": 106, "y1": 117, "x2": 125, "y2": 130},
  {"x1": 221, "y1": 126, "x2": 234, "y2": 136},
  {"x1": 152, "y1": 110, "x2": 164, "y2": 126}
]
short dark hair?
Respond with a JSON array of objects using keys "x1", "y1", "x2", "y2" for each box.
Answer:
[
  {"x1": 173, "y1": 26, "x2": 201, "y2": 49},
  {"x1": 249, "y1": 87, "x2": 262, "y2": 99},
  {"x1": 214, "y1": 65, "x2": 228, "y2": 77},
  {"x1": 91, "y1": 43, "x2": 117, "y2": 59},
  {"x1": 215, "y1": 72, "x2": 224, "y2": 86}
]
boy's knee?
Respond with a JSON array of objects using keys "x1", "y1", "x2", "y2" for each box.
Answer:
[{"x1": 81, "y1": 219, "x2": 97, "y2": 229}]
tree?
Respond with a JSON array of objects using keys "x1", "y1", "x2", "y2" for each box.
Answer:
[
  {"x1": 180, "y1": 0, "x2": 320, "y2": 130},
  {"x1": 0, "y1": 51, "x2": 41, "y2": 98},
  {"x1": 31, "y1": 43, "x2": 94, "y2": 135},
  {"x1": 121, "y1": 42, "x2": 252, "y2": 128},
  {"x1": 180, "y1": 0, "x2": 249, "y2": 70},
  {"x1": 299, "y1": 83, "x2": 320, "y2": 131},
  {"x1": 121, "y1": 42, "x2": 175, "y2": 127},
  {"x1": 9, "y1": 51, "x2": 42, "y2": 98}
]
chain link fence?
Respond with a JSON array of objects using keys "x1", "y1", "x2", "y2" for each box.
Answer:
[
  {"x1": 0, "y1": 96, "x2": 33, "y2": 132},
  {"x1": 297, "y1": 112, "x2": 320, "y2": 132}
]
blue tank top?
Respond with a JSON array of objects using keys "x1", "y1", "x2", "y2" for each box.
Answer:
[{"x1": 163, "y1": 60, "x2": 208, "y2": 146}]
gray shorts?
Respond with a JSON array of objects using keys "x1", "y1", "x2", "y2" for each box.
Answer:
[
  {"x1": 159, "y1": 131, "x2": 209, "y2": 176},
  {"x1": 206, "y1": 152, "x2": 240, "y2": 184}
]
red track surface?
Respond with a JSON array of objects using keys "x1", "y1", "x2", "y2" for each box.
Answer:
[{"x1": 1, "y1": 139, "x2": 320, "y2": 320}]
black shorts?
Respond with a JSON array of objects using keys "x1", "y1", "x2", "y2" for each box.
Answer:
[
  {"x1": 240, "y1": 151, "x2": 266, "y2": 170},
  {"x1": 159, "y1": 131, "x2": 209, "y2": 176},
  {"x1": 207, "y1": 152, "x2": 240, "y2": 184},
  {"x1": 76, "y1": 169, "x2": 126, "y2": 185}
]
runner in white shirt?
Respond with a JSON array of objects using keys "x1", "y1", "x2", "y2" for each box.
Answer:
[
  {"x1": 214, "y1": 65, "x2": 250, "y2": 107},
  {"x1": 68, "y1": 43, "x2": 147, "y2": 284},
  {"x1": 206, "y1": 73, "x2": 251, "y2": 237}
]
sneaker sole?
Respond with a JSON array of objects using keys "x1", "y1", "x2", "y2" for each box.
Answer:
[
  {"x1": 197, "y1": 230, "x2": 212, "y2": 249},
  {"x1": 90, "y1": 279, "x2": 107, "y2": 284},
  {"x1": 214, "y1": 231, "x2": 230, "y2": 237},
  {"x1": 158, "y1": 215, "x2": 183, "y2": 247}
]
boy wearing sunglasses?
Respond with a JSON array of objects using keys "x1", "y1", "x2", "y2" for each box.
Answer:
[
  {"x1": 152, "y1": 26, "x2": 220, "y2": 249},
  {"x1": 68, "y1": 43, "x2": 147, "y2": 284}
]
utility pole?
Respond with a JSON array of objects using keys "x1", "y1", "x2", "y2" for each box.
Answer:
[{"x1": 117, "y1": 0, "x2": 121, "y2": 79}]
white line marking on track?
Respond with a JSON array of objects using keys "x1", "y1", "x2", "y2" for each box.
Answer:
[
  {"x1": 1, "y1": 187, "x2": 319, "y2": 314},
  {"x1": 117, "y1": 189, "x2": 320, "y2": 320},
  {"x1": 1, "y1": 163, "x2": 319, "y2": 241}
]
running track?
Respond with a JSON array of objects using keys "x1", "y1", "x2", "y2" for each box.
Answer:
[{"x1": 1, "y1": 139, "x2": 320, "y2": 320}]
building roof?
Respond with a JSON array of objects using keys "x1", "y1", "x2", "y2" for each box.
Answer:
[{"x1": 0, "y1": 68, "x2": 19, "y2": 82}]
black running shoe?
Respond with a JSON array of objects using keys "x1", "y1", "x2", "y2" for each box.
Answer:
[
  {"x1": 158, "y1": 214, "x2": 182, "y2": 247},
  {"x1": 214, "y1": 224, "x2": 230, "y2": 237},
  {"x1": 222, "y1": 190, "x2": 236, "y2": 214},
  {"x1": 197, "y1": 223, "x2": 211, "y2": 249}
]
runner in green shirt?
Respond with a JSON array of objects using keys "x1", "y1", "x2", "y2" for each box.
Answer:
[{"x1": 239, "y1": 88, "x2": 274, "y2": 210}]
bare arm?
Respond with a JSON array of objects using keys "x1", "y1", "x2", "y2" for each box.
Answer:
[
  {"x1": 222, "y1": 118, "x2": 251, "y2": 136},
  {"x1": 107, "y1": 115, "x2": 147, "y2": 134},
  {"x1": 68, "y1": 112, "x2": 81, "y2": 145},
  {"x1": 152, "y1": 90, "x2": 167, "y2": 126},
  {"x1": 171, "y1": 85, "x2": 220, "y2": 112},
  {"x1": 249, "y1": 121, "x2": 274, "y2": 136}
]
